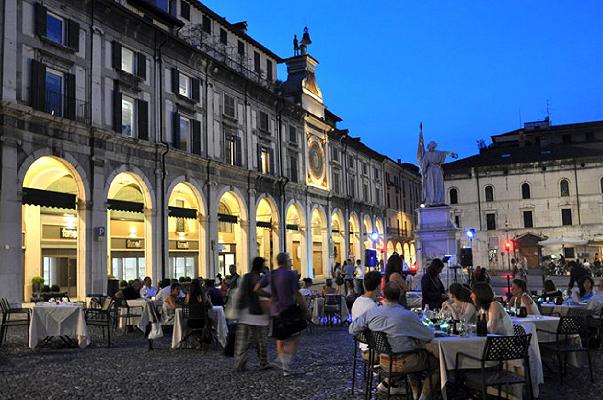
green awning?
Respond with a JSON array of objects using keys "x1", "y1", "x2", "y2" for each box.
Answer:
[
  {"x1": 286, "y1": 224, "x2": 299, "y2": 231},
  {"x1": 22, "y1": 187, "x2": 76, "y2": 209},
  {"x1": 168, "y1": 206, "x2": 197, "y2": 219},
  {"x1": 218, "y1": 213, "x2": 238, "y2": 224},
  {"x1": 107, "y1": 199, "x2": 144, "y2": 213}
]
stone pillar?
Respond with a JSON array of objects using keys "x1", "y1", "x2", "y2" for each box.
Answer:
[
  {"x1": 207, "y1": 181, "x2": 219, "y2": 279},
  {"x1": 343, "y1": 207, "x2": 351, "y2": 263},
  {"x1": 0, "y1": 138, "x2": 22, "y2": 304},
  {"x1": 247, "y1": 189, "x2": 257, "y2": 272}
]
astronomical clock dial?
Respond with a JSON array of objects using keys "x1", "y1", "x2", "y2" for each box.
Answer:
[{"x1": 308, "y1": 140, "x2": 325, "y2": 180}]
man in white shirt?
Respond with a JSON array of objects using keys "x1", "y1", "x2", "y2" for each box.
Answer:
[
  {"x1": 354, "y1": 259, "x2": 366, "y2": 295},
  {"x1": 139, "y1": 276, "x2": 157, "y2": 299},
  {"x1": 299, "y1": 277, "x2": 313, "y2": 297},
  {"x1": 351, "y1": 271, "x2": 382, "y2": 352}
]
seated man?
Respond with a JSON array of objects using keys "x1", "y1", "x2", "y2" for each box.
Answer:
[
  {"x1": 350, "y1": 282, "x2": 438, "y2": 399},
  {"x1": 139, "y1": 276, "x2": 157, "y2": 299},
  {"x1": 351, "y1": 271, "x2": 381, "y2": 360},
  {"x1": 299, "y1": 278, "x2": 313, "y2": 297},
  {"x1": 587, "y1": 280, "x2": 603, "y2": 315}
]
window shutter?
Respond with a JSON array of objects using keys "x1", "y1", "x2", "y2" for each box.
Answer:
[
  {"x1": 191, "y1": 78, "x2": 200, "y2": 102},
  {"x1": 112, "y1": 82, "x2": 122, "y2": 132},
  {"x1": 172, "y1": 112, "x2": 180, "y2": 148},
  {"x1": 137, "y1": 99, "x2": 149, "y2": 140},
  {"x1": 192, "y1": 119, "x2": 201, "y2": 154},
  {"x1": 256, "y1": 144, "x2": 262, "y2": 172},
  {"x1": 171, "y1": 68, "x2": 179, "y2": 93},
  {"x1": 30, "y1": 59, "x2": 46, "y2": 111},
  {"x1": 34, "y1": 3, "x2": 47, "y2": 38},
  {"x1": 67, "y1": 19, "x2": 80, "y2": 51},
  {"x1": 269, "y1": 148, "x2": 275, "y2": 175},
  {"x1": 235, "y1": 136, "x2": 242, "y2": 166},
  {"x1": 136, "y1": 52, "x2": 146, "y2": 80},
  {"x1": 64, "y1": 73, "x2": 76, "y2": 120},
  {"x1": 111, "y1": 41, "x2": 122, "y2": 70}
]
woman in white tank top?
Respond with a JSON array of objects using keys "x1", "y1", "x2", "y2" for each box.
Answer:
[
  {"x1": 509, "y1": 279, "x2": 540, "y2": 315},
  {"x1": 471, "y1": 282, "x2": 514, "y2": 336}
]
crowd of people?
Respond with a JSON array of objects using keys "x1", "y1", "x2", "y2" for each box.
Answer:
[{"x1": 542, "y1": 253, "x2": 602, "y2": 277}]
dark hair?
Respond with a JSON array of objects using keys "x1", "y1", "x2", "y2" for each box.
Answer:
[
  {"x1": 204, "y1": 279, "x2": 215, "y2": 288},
  {"x1": 543, "y1": 279, "x2": 557, "y2": 293},
  {"x1": 251, "y1": 257, "x2": 265, "y2": 273},
  {"x1": 188, "y1": 279, "x2": 202, "y2": 304},
  {"x1": 427, "y1": 258, "x2": 444, "y2": 278},
  {"x1": 472, "y1": 282, "x2": 495, "y2": 311},
  {"x1": 170, "y1": 282, "x2": 181, "y2": 291},
  {"x1": 384, "y1": 254, "x2": 403, "y2": 283},
  {"x1": 363, "y1": 271, "x2": 381, "y2": 292},
  {"x1": 448, "y1": 283, "x2": 472, "y2": 303},
  {"x1": 383, "y1": 281, "x2": 401, "y2": 301},
  {"x1": 302, "y1": 277, "x2": 313, "y2": 286},
  {"x1": 159, "y1": 278, "x2": 171, "y2": 289},
  {"x1": 512, "y1": 279, "x2": 527, "y2": 293},
  {"x1": 578, "y1": 276, "x2": 595, "y2": 297},
  {"x1": 567, "y1": 261, "x2": 577, "y2": 269},
  {"x1": 325, "y1": 279, "x2": 333, "y2": 287}
]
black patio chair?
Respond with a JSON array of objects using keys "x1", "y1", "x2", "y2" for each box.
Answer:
[
  {"x1": 85, "y1": 297, "x2": 115, "y2": 347},
  {"x1": 366, "y1": 330, "x2": 434, "y2": 400},
  {"x1": 538, "y1": 315, "x2": 594, "y2": 385},
  {"x1": 351, "y1": 329, "x2": 372, "y2": 399},
  {"x1": 180, "y1": 303, "x2": 212, "y2": 350},
  {"x1": 0, "y1": 298, "x2": 30, "y2": 346},
  {"x1": 454, "y1": 334, "x2": 533, "y2": 400},
  {"x1": 513, "y1": 324, "x2": 527, "y2": 336},
  {"x1": 324, "y1": 294, "x2": 343, "y2": 326},
  {"x1": 115, "y1": 298, "x2": 142, "y2": 334}
]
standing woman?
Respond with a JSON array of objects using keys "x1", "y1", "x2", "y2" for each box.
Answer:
[
  {"x1": 421, "y1": 258, "x2": 447, "y2": 310},
  {"x1": 383, "y1": 254, "x2": 408, "y2": 307},
  {"x1": 471, "y1": 282, "x2": 513, "y2": 335},
  {"x1": 508, "y1": 279, "x2": 540, "y2": 315}
]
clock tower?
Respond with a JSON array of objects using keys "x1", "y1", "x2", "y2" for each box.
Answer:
[{"x1": 282, "y1": 28, "x2": 331, "y2": 191}]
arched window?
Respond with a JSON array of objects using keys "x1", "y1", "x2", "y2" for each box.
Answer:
[
  {"x1": 560, "y1": 179, "x2": 570, "y2": 197},
  {"x1": 484, "y1": 185, "x2": 494, "y2": 202},
  {"x1": 521, "y1": 182, "x2": 531, "y2": 199},
  {"x1": 449, "y1": 188, "x2": 458, "y2": 204}
]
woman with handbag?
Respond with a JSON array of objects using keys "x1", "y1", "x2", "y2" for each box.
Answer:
[
  {"x1": 233, "y1": 257, "x2": 271, "y2": 371},
  {"x1": 256, "y1": 252, "x2": 310, "y2": 376}
]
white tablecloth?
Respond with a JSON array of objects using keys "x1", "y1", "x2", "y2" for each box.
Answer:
[
  {"x1": 172, "y1": 306, "x2": 228, "y2": 349},
  {"x1": 426, "y1": 333, "x2": 542, "y2": 399},
  {"x1": 311, "y1": 296, "x2": 349, "y2": 324},
  {"x1": 117, "y1": 299, "x2": 146, "y2": 330},
  {"x1": 29, "y1": 303, "x2": 90, "y2": 349},
  {"x1": 540, "y1": 302, "x2": 586, "y2": 316}
]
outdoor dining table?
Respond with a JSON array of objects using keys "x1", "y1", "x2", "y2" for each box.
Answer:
[
  {"x1": 171, "y1": 306, "x2": 229, "y2": 349},
  {"x1": 540, "y1": 302, "x2": 586, "y2": 316},
  {"x1": 311, "y1": 296, "x2": 350, "y2": 324},
  {"x1": 425, "y1": 331, "x2": 543, "y2": 400},
  {"x1": 117, "y1": 299, "x2": 147, "y2": 330},
  {"x1": 29, "y1": 302, "x2": 90, "y2": 349}
]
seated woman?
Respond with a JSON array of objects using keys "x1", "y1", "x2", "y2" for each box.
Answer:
[
  {"x1": 572, "y1": 276, "x2": 595, "y2": 303},
  {"x1": 508, "y1": 279, "x2": 540, "y2": 315},
  {"x1": 299, "y1": 278, "x2": 314, "y2": 297},
  {"x1": 162, "y1": 283, "x2": 183, "y2": 324},
  {"x1": 542, "y1": 279, "x2": 562, "y2": 301},
  {"x1": 185, "y1": 278, "x2": 211, "y2": 307},
  {"x1": 471, "y1": 282, "x2": 514, "y2": 335},
  {"x1": 441, "y1": 283, "x2": 477, "y2": 323},
  {"x1": 383, "y1": 254, "x2": 409, "y2": 307},
  {"x1": 321, "y1": 279, "x2": 337, "y2": 296}
]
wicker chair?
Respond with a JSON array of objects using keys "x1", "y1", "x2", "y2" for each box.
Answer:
[
  {"x1": 0, "y1": 298, "x2": 30, "y2": 346},
  {"x1": 180, "y1": 303, "x2": 212, "y2": 350},
  {"x1": 454, "y1": 334, "x2": 533, "y2": 400}
]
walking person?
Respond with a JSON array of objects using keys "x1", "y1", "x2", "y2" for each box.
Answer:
[
  {"x1": 234, "y1": 257, "x2": 270, "y2": 372},
  {"x1": 257, "y1": 252, "x2": 309, "y2": 376}
]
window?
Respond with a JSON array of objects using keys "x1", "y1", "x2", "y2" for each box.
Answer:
[
  {"x1": 333, "y1": 171, "x2": 341, "y2": 193},
  {"x1": 121, "y1": 47, "x2": 135, "y2": 75},
  {"x1": 289, "y1": 126, "x2": 297, "y2": 143},
  {"x1": 561, "y1": 208, "x2": 572, "y2": 226},
  {"x1": 375, "y1": 188, "x2": 380, "y2": 205},
  {"x1": 362, "y1": 163, "x2": 368, "y2": 175},
  {"x1": 289, "y1": 155, "x2": 298, "y2": 182},
  {"x1": 45, "y1": 69, "x2": 63, "y2": 117},
  {"x1": 202, "y1": 15, "x2": 211, "y2": 34},
  {"x1": 348, "y1": 176, "x2": 355, "y2": 197},
  {"x1": 179, "y1": 116, "x2": 190, "y2": 151},
  {"x1": 46, "y1": 12, "x2": 64, "y2": 45},
  {"x1": 363, "y1": 183, "x2": 369, "y2": 201},
  {"x1": 219, "y1": 28, "x2": 227, "y2": 45},
  {"x1": 178, "y1": 73, "x2": 191, "y2": 97},
  {"x1": 225, "y1": 136, "x2": 236, "y2": 166},
  {"x1": 523, "y1": 210, "x2": 533, "y2": 228},
  {"x1": 331, "y1": 148, "x2": 339, "y2": 163},
  {"x1": 266, "y1": 59, "x2": 273, "y2": 81},
  {"x1": 224, "y1": 93, "x2": 235, "y2": 117},
  {"x1": 260, "y1": 147, "x2": 271, "y2": 174},
  {"x1": 484, "y1": 185, "x2": 494, "y2": 202},
  {"x1": 560, "y1": 179, "x2": 570, "y2": 197},
  {"x1": 374, "y1": 168, "x2": 379, "y2": 180},
  {"x1": 449, "y1": 188, "x2": 458, "y2": 204},
  {"x1": 563, "y1": 247, "x2": 575, "y2": 259},
  {"x1": 454, "y1": 215, "x2": 460, "y2": 228},
  {"x1": 601, "y1": 177, "x2": 603, "y2": 194},
  {"x1": 254, "y1": 51, "x2": 261, "y2": 73},
  {"x1": 121, "y1": 96, "x2": 135, "y2": 137},
  {"x1": 180, "y1": 1, "x2": 190, "y2": 20},
  {"x1": 348, "y1": 155, "x2": 355, "y2": 168},
  {"x1": 169, "y1": 256, "x2": 195, "y2": 280},
  {"x1": 258, "y1": 111, "x2": 269, "y2": 132},
  {"x1": 237, "y1": 41, "x2": 245, "y2": 56},
  {"x1": 521, "y1": 182, "x2": 531, "y2": 199},
  {"x1": 486, "y1": 213, "x2": 496, "y2": 230}
]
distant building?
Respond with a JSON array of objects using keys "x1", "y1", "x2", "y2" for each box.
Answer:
[{"x1": 444, "y1": 118, "x2": 603, "y2": 270}]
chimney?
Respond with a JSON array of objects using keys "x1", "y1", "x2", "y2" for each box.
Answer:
[{"x1": 397, "y1": 158, "x2": 401, "y2": 164}]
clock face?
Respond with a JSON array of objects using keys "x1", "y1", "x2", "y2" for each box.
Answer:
[{"x1": 308, "y1": 141, "x2": 325, "y2": 180}]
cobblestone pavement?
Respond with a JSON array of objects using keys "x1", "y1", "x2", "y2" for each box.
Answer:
[{"x1": 0, "y1": 323, "x2": 601, "y2": 399}]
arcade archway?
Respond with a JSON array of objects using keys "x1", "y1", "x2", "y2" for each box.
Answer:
[
  {"x1": 331, "y1": 210, "x2": 345, "y2": 267},
  {"x1": 349, "y1": 213, "x2": 361, "y2": 262},
  {"x1": 311, "y1": 207, "x2": 328, "y2": 278},
  {"x1": 256, "y1": 197, "x2": 279, "y2": 268},
  {"x1": 285, "y1": 203, "x2": 306, "y2": 275},
  {"x1": 218, "y1": 191, "x2": 247, "y2": 276}
]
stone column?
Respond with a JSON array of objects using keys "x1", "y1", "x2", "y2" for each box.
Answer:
[
  {"x1": 304, "y1": 202, "x2": 314, "y2": 279},
  {"x1": 89, "y1": 157, "x2": 108, "y2": 294},
  {"x1": 207, "y1": 181, "x2": 219, "y2": 279},
  {"x1": 247, "y1": 189, "x2": 257, "y2": 272},
  {"x1": 0, "y1": 138, "x2": 22, "y2": 304}
]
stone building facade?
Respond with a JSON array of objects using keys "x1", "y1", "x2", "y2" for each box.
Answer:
[
  {"x1": 444, "y1": 118, "x2": 603, "y2": 270},
  {"x1": 0, "y1": 0, "x2": 419, "y2": 303}
]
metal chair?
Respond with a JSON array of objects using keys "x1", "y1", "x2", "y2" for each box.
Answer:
[
  {"x1": 0, "y1": 298, "x2": 30, "y2": 346},
  {"x1": 454, "y1": 334, "x2": 533, "y2": 400},
  {"x1": 366, "y1": 330, "x2": 434, "y2": 400},
  {"x1": 85, "y1": 297, "x2": 115, "y2": 347},
  {"x1": 180, "y1": 303, "x2": 212, "y2": 350},
  {"x1": 324, "y1": 294, "x2": 343, "y2": 326},
  {"x1": 538, "y1": 315, "x2": 594, "y2": 385},
  {"x1": 351, "y1": 329, "x2": 372, "y2": 398},
  {"x1": 513, "y1": 324, "x2": 527, "y2": 336}
]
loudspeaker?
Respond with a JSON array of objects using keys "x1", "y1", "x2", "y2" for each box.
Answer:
[
  {"x1": 364, "y1": 249, "x2": 377, "y2": 267},
  {"x1": 460, "y1": 248, "x2": 473, "y2": 267}
]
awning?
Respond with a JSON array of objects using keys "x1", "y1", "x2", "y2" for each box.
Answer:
[
  {"x1": 218, "y1": 213, "x2": 238, "y2": 224},
  {"x1": 256, "y1": 221, "x2": 272, "y2": 229},
  {"x1": 107, "y1": 199, "x2": 144, "y2": 213},
  {"x1": 538, "y1": 236, "x2": 588, "y2": 246},
  {"x1": 286, "y1": 223, "x2": 299, "y2": 231},
  {"x1": 168, "y1": 206, "x2": 197, "y2": 219},
  {"x1": 22, "y1": 187, "x2": 76, "y2": 209}
]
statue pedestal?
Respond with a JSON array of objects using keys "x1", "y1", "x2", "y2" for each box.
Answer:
[{"x1": 414, "y1": 205, "x2": 461, "y2": 289}]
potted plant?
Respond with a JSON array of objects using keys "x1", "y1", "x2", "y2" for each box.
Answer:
[{"x1": 31, "y1": 276, "x2": 44, "y2": 294}]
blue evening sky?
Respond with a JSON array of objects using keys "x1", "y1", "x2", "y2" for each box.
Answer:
[{"x1": 201, "y1": 1, "x2": 603, "y2": 164}]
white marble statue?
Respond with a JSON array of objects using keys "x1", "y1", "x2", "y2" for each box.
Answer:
[{"x1": 417, "y1": 126, "x2": 457, "y2": 206}]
